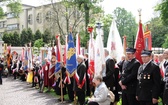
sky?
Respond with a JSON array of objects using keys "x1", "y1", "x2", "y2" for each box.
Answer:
[{"x1": 21, "y1": 0, "x2": 160, "y2": 23}]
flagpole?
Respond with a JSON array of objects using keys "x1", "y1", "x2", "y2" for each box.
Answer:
[{"x1": 57, "y1": 34, "x2": 64, "y2": 103}]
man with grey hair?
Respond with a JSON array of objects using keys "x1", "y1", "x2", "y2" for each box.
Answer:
[{"x1": 73, "y1": 55, "x2": 86, "y2": 105}]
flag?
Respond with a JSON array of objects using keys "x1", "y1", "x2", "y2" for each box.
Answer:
[
  {"x1": 76, "y1": 33, "x2": 80, "y2": 56},
  {"x1": 95, "y1": 22, "x2": 105, "y2": 77},
  {"x1": 144, "y1": 30, "x2": 152, "y2": 50},
  {"x1": 24, "y1": 46, "x2": 28, "y2": 70},
  {"x1": 28, "y1": 43, "x2": 33, "y2": 70},
  {"x1": 66, "y1": 33, "x2": 77, "y2": 76},
  {"x1": 63, "y1": 35, "x2": 68, "y2": 65},
  {"x1": 123, "y1": 35, "x2": 127, "y2": 56},
  {"x1": 88, "y1": 32, "x2": 95, "y2": 81},
  {"x1": 55, "y1": 35, "x2": 62, "y2": 73},
  {"x1": 134, "y1": 22, "x2": 145, "y2": 64},
  {"x1": 107, "y1": 19, "x2": 123, "y2": 63}
]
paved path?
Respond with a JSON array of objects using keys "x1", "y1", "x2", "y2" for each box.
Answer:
[{"x1": 0, "y1": 77, "x2": 73, "y2": 105}]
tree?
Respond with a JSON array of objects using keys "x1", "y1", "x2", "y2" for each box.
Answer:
[
  {"x1": 148, "y1": 17, "x2": 168, "y2": 47},
  {"x1": 162, "y1": 34, "x2": 168, "y2": 48},
  {"x1": 102, "y1": 14, "x2": 113, "y2": 47},
  {"x1": 27, "y1": 28, "x2": 34, "y2": 44},
  {"x1": 42, "y1": 29, "x2": 52, "y2": 44},
  {"x1": 11, "y1": 31, "x2": 20, "y2": 46},
  {"x1": 34, "y1": 29, "x2": 42, "y2": 41},
  {"x1": 155, "y1": 0, "x2": 168, "y2": 26},
  {"x1": 20, "y1": 29, "x2": 28, "y2": 46},
  {"x1": 0, "y1": 0, "x2": 22, "y2": 18},
  {"x1": 113, "y1": 7, "x2": 138, "y2": 47},
  {"x1": 34, "y1": 38, "x2": 44, "y2": 55},
  {"x1": 2, "y1": 32, "x2": 10, "y2": 44},
  {"x1": 20, "y1": 28, "x2": 33, "y2": 46}
]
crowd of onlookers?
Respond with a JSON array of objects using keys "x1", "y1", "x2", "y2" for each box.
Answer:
[{"x1": 0, "y1": 48, "x2": 168, "y2": 105}]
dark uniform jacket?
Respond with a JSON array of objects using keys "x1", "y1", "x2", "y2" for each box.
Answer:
[
  {"x1": 136, "y1": 61, "x2": 161, "y2": 101},
  {"x1": 73, "y1": 62, "x2": 86, "y2": 91},
  {"x1": 103, "y1": 58, "x2": 115, "y2": 91},
  {"x1": 121, "y1": 58, "x2": 140, "y2": 94}
]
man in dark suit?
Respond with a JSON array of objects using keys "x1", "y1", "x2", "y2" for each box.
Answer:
[
  {"x1": 102, "y1": 49, "x2": 116, "y2": 100},
  {"x1": 162, "y1": 49, "x2": 168, "y2": 105},
  {"x1": 84, "y1": 53, "x2": 91, "y2": 96},
  {"x1": 0, "y1": 60, "x2": 4, "y2": 85},
  {"x1": 73, "y1": 55, "x2": 86, "y2": 105},
  {"x1": 119, "y1": 48, "x2": 140, "y2": 105},
  {"x1": 136, "y1": 50, "x2": 161, "y2": 105}
]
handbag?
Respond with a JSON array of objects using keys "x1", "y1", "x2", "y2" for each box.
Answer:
[{"x1": 108, "y1": 88, "x2": 115, "y2": 102}]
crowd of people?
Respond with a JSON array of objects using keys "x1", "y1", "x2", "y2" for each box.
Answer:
[{"x1": 0, "y1": 48, "x2": 168, "y2": 105}]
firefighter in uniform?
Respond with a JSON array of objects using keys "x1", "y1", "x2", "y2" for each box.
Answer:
[
  {"x1": 119, "y1": 48, "x2": 140, "y2": 105},
  {"x1": 136, "y1": 50, "x2": 161, "y2": 105}
]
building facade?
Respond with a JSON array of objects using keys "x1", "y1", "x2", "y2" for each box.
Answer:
[{"x1": 0, "y1": 2, "x2": 84, "y2": 38}]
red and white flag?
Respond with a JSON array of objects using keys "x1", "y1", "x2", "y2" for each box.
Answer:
[
  {"x1": 107, "y1": 19, "x2": 123, "y2": 63},
  {"x1": 95, "y1": 24, "x2": 105, "y2": 77},
  {"x1": 88, "y1": 32, "x2": 95, "y2": 81}
]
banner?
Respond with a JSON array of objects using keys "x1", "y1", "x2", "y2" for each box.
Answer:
[
  {"x1": 66, "y1": 33, "x2": 77, "y2": 76},
  {"x1": 144, "y1": 31, "x2": 152, "y2": 50}
]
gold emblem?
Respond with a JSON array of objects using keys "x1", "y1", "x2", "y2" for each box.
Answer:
[{"x1": 67, "y1": 48, "x2": 75, "y2": 60}]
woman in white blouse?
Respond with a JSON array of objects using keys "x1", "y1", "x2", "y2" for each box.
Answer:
[{"x1": 88, "y1": 75, "x2": 111, "y2": 105}]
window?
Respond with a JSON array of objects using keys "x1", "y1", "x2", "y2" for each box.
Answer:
[
  {"x1": 28, "y1": 14, "x2": 33, "y2": 25},
  {"x1": 0, "y1": 21, "x2": 6, "y2": 28},
  {"x1": 7, "y1": 13, "x2": 18, "y2": 18},
  {"x1": 46, "y1": 11, "x2": 51, "y2": 22},
  {"x1": 6, "y1": 24, "x2": 19, "y2": 30},
  {"x1": 0, "y1": 32, "x2": 3, "y2": 39},
  {"x1": 36, "y1": 13, "x2": 42, "y2": 24}
]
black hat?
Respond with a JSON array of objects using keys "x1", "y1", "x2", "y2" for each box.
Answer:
[
  {"x1": 141, "y1": 50, "x2": 152, "y2": 56},
  {"x1": 126, "y1": 48, "x2": 136, "y2": 53}
]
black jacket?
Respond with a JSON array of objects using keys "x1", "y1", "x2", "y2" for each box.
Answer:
[
  {"x1": 103, "y1": 58, "x2": 115, "y2": 91},
  {"x1": 73, "y1": 62, "x2": 86, "y2": 91},
  {"x1": 136, "y1": 61, "x2": 161, "y2": 101},
  {"x1": 121, "y1": 58, "x2": 140, "y2": 94}
]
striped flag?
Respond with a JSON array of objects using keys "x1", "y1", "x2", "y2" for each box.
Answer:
[
  {"x1": 55, "y1": 35, "x2": 62, "y2": 73},
  {"x1": 88, "y1": 32, "x2": 95, "y2": 81}
]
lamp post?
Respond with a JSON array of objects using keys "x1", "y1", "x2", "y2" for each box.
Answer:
[
  {"x1": 95, "y1": 22, "x2": 104, "y2": 42},
  {"x1": 0, "y1": 35, "x2": 4, "y2": 57}
]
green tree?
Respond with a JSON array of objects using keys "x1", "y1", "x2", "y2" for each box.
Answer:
[
  {"x1": 34, "y1": 38, "x2": 44, "y2": 55},
  {"x1": 148, "y1": 17, "x2": 168, "y2": 47},
  {"x1": 20, "y1": 29, "x2": 28, "y2": 46},
  {"x1": 12, "y1": 31, "x2": 20, "y2": 46},
  {"x1": 2, "y1": 32, "x2": 10, "y2": 44},
  {"x1": 0, "y1": 0, "x2": 22, "y2": 18},
  {"x1": 162, "y1": 34, "x2": 168, "y2": 48},
  {"x1": 34, "y1": 29, "x2": 42, "y2": 41},
  {"x1": 155, "y1": 0, "x2": 168, "y2": 26},
  {"x1": 102, "y1": 14, "x2": 113, "y2": 47},
  {"x1": 27, "y1": 28, "x2": 33, "y2": 44},
  {"x1": 113, "y1": 7, "x2": 137, "y2": 47},
  {"x1": 42, "y1": 29, "x2": 52, "y2": 44}
]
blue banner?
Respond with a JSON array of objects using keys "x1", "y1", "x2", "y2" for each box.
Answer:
[{"x1": 66, "y1": 33, "x2": 77, "y2": 75}]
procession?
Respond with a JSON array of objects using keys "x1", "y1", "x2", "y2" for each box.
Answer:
[{"x1": 0, "y1": 0, "x2": 168, "y2": 105}]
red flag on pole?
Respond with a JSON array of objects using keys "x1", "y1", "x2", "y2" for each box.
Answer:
[{"x1": 134, "y1": 22, "x2": 145, "y2": 64}]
